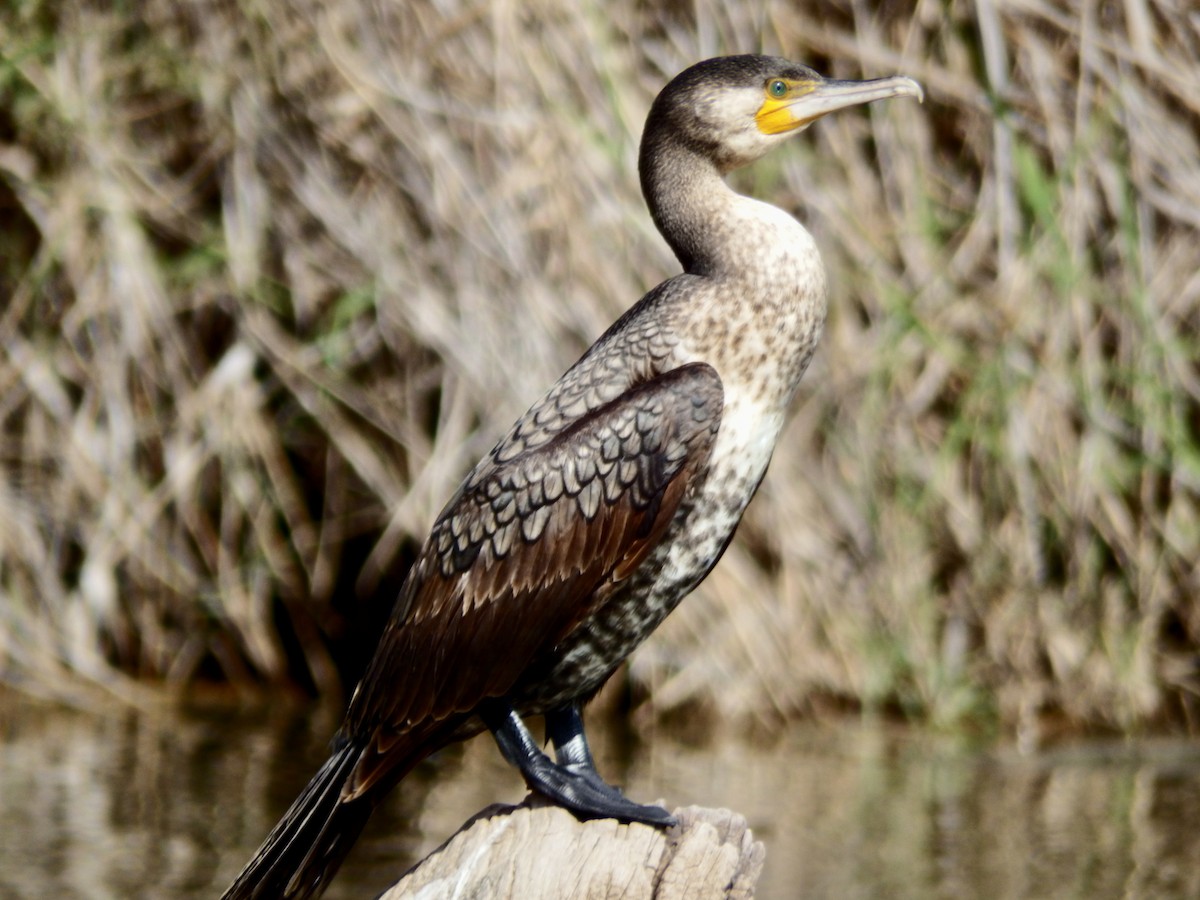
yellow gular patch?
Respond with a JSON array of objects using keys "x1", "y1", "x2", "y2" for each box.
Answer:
[{"x1": 755, "y1": 79, "x2": 818, "y2": 135}]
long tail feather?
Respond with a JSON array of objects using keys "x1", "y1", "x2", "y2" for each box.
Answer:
[{"x1": 222, "y1": 741, "x2": 374, "y2": 900}]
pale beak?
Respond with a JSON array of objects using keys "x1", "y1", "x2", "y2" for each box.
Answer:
[{"x1": 757, "y1": 75, "x2": 924, "y2": 135}]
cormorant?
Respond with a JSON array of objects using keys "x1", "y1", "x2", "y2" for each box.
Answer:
[{"x1": 222, "y1": 54, "x2": 922, "y2": 899}]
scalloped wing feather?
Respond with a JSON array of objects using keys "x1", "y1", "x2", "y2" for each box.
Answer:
[{"x1": 343, "y1": 363, "x2": 722, "y2": 797}]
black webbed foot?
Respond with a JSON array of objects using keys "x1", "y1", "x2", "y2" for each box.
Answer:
[{"x1": 482, "y1": 700, "x2": 676, "y2": 827}]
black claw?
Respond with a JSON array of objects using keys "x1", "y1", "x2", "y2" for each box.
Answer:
[
  {"x1": 564, "y1": 761, "x2": 626, "y2": 799},
  {"x1": 539, "y1": 764, "x2": 675, "y2": 825}
]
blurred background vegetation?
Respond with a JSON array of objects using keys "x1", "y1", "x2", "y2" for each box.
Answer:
[{"x1": 0, "y1": 0, "x2": 1196, "y2": 741}]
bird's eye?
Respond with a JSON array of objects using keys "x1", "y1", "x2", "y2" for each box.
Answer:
[{"x1": 768, "y1": 79, "x2": 788, "y2": 98}]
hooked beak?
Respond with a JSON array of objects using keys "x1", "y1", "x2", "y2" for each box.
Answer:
[{"x1": 756, "y1": 74, "x2": 924, "y2": 135}]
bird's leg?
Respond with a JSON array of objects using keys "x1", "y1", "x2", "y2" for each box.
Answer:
[
  {"x1": 544, "y1": 703, "x2": 598, "y2": 769},
  {"x1": 544, "y1": 704, "x2": 634, "y2": 802},
  {"x1": 480, "y1": 699, "x2": 675, "y2": 827}
]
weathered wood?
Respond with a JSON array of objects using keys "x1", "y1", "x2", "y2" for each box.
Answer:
[{"x1": 380, "y1": 798, "x2": 765, "y2": 899}]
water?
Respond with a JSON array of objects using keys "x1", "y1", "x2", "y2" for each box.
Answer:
[{"x1": 1, "y1": 691, "x2": 1198, "y2": 899}]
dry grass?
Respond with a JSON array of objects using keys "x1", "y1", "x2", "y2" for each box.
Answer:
[{"x1": 0, "y1": 0, "x2": 1197, "y2": 734}]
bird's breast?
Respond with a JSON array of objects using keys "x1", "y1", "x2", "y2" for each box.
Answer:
[
  {"x1": 513, "y1": 371, "x2": 792, "y2": 712},
  {"x1": 510, "y1": 198, "x2": 827, "y2": 710},
  {"x1": 655, "y1": 381, "x2": 780, "y2": 584},
  {"x1": 676, "y1": 195, "x2": 827, "y2": 409}
]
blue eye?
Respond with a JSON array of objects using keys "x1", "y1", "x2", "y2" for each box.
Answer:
[{"x1": 768, "y1": 79, "x2": 788, "y2": 98}]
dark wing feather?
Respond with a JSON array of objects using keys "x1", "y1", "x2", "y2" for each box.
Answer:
[{"x1": 342, "y1": 362, "x2": 722, "y2": 795}]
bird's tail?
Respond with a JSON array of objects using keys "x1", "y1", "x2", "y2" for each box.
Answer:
[{"x1": 221, "y1": 740, "x2": 375, "y2": 900}]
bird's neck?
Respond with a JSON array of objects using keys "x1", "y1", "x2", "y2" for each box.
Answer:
[
  {"x1": 638, "y1": 129, "x2": 828, "y2": 408},
  {"x1": 639, "y1": 135, "x2": 812, "y2": 282},
  {"x1": 639, "y1": 137, "x2": 729, "y2": 274}
]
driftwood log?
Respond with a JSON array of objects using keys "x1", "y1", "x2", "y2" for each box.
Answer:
[{"x1": 380, "y1": 799, "x2": 765, "y2": 899}]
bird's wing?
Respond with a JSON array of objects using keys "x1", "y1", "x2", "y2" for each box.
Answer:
[{"x1": 343, "y1": 362, "x2": 722, "y2": 789}]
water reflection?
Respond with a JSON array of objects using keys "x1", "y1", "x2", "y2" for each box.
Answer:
[{"x1": 1, "y1": 692, "x2": 1198, "y2": 899}]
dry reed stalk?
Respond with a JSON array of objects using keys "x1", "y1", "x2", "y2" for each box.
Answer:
[{"x1": 0, "y1": 0, "x2": 1196, "y2": 735}]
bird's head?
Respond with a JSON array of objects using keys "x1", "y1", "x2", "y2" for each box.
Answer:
[{"x1": 646, "y1": 55, "x2": 924, "y2": 172}]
